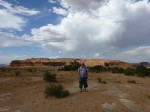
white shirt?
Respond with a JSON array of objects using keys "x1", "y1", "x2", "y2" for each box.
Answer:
[{"x1": 78, "y1": 66, "x2": 88, "y2": 78}]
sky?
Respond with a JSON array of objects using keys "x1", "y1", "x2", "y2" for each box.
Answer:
[{"x1": 0, "y1": 0, "x2": 150, "y2": 64}]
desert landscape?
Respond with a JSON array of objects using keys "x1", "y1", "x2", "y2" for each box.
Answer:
[
  {"x1": 1, "y1": 0, "x2": 150, "y2": 112},
  {"x1": 0, "y1": 58, "x2": 150, "y2": 112}
]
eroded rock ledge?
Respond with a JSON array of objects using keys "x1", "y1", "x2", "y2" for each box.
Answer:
[{"x1": 10, "y1": 58, "x2": 130, "y2": 67}]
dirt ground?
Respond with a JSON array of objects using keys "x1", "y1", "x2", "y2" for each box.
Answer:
[{"x1": 0, "y1": 71, "x2": 150, "y2": 112}]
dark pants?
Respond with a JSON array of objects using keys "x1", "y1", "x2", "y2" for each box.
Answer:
[{"x1": 79, "y1": 77, "x2": 88, "y2": 89}]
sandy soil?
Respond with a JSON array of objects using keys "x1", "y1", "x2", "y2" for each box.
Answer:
[{"x1": 0, "y1": 71, "x2": 150, "y2": 112}]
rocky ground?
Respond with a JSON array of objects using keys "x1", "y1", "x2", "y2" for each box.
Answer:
[{"x1": 0, "y1": 71, "x2": 150, "y2": 112}]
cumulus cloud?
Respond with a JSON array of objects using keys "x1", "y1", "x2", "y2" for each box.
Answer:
[
  {"x1": 31, "y1": 24, "x2": 76, "y2": 51},
  {"x1": 30, "y1": 0, "x2": 150, "y2": 62},
  {"x1": 51, "y1": 7, "x2": 68, "y2": 16}
]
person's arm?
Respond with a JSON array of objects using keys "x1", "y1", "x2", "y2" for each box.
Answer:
[
  {"x1": 86, "y1": 67, "x2": 88, "y2": 79},
  {"x1": 78, "y1": 67, "x2": 80, "y2": 78}
]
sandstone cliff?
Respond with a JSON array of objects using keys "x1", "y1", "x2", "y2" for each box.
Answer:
[{"x1": 10, "y1": 58, "x2": 130, "y2": 68}]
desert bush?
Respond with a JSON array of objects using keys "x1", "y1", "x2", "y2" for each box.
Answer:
[
  {"x1": 97, "y1": 78, "x2": 107, "y2": 84},
  {"x1": 43, "y1": 71, "x2": 57, "y2": 82},
  {"x1": 27, "y1": 68, "x2": 36, "y2": 72},
  {"x1": 146, "y1": 95, "x2": 150, "y2": 99},
  {"x1": 0, "y1": 68, "x2": 7, "y2": 72},
  {"x1": 61, "y1": 60, "x2": 80, "y2": 71},
  {"x1": 127, "y1": 80, "x2": 136, "y2": 84},
  {"x1": 124, "y1": 68, "x2": 135, "y2": 76},
  {"x1": 89, "y1": 65, "x2": 106, "y2": 73},
  {"x1": 135, "y1": 65, "x2": 149, "y2": 77},
  {"x1": 110, "y1": 67, "x2": 125, "y2": 74},
  {"x1": 15, "y1": 70, "x2": 21, "y2": 76},
  {"x1": 44, "y1": 84, "x2": 70, "y2": 98}
]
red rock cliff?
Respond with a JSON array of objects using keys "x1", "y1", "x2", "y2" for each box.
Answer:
[{"x1": 10, "y1": 58, "x2": 131, "y2": 68}]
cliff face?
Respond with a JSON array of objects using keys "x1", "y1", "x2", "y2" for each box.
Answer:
[
  {"x1": 10, "y1": 58, "x2": 130, "y2": 68},
  {"x1": 10, "y1": 58, "x2": 66, "y2": 67}
]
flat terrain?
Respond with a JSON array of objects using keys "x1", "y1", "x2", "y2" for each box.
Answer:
[{"x1": 0, "y1": 71, "x2": 150, "y2": 112}]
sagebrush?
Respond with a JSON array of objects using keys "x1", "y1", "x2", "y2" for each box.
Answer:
[
  {"x1": 43, "y1": 71, "x2": 57, "y2": 82},
  {"x1": 44, "y1": 84, "x2": 70, "y2": 98}
]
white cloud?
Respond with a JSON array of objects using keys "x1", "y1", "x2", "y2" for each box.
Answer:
[
  {"x1": 60, "y1": 0, "x2": 106, "y2": 12},
  {"x1": 0, "y1": 0, "x2": 40, "y2": 31},
  {"x1": 0, "y1": 32, "x2": 32, "y2": 47},
  {"x1": 48, "y1": 0, "x2": 106, "y2": 12},
  {"x1": 0, "y1": 10, "x2": 25, "y2": 31},
  {"x1": 13, "y1": 6, "x2": 40, "y2": 16},
  {"x1": 111, "y1": 46, "x2": 150, "y2": 62},
  {"x1": 14, "y1": 0, "x2": 19, "y2": 4},
  {"x1": 51, "y1": 7, "x2": 68, "y2": 16},
  {"x1": 94, "y1": 53, "x2": 101, "y2": 58},
  {"x1": 30, "y1": 0, "x2": 150, "y2": 62},
  {"x1": 0, "y1": 0, "x2": 40, "y2": 16},
  {"x1": 48, "y1": 0, "x2": 57, "y2": 3},
  {"x1": 123, "y1": 46, "x2": 150, "y2": 56},
  {"x1": 31, "y1": 24, "x2": 76, "y2": 51}
]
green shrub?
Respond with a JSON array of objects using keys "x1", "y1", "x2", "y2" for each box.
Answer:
[
  {"x1": 0, "y1": 68, "x2": 7, "y2": 72},
  {"x1": 97, "y1": 78, "x2": 107, "y2": 84},
  {"x1": 15, "y1": 70, "x2": 21, "y2": 76},
  {"x1": 44, "y1": 84, "x2": 70, "y2": 98},
  {"x1": 127, "y1": 80, "x2": 136, "y2": 84},
  {"x1": 135, "y1": 65, "x2": 149, "y2": 77},
  {"x1": 124, "y1": 68, "x2": 135, "y2": 76},
  {"x1": 61, "y1": 61, "x2": 80, "y2": 71},
  {"x1": 89, "y1": 65, "x2": 106, "y2": 73},
  {"x1": 43, "y1": 71, "x2": 57, "y2": 82},
  {"x1": 111, "y1": 67, "x2": 125, "y2": 74},
  {"x1": 27, "y1": 68, "x2": 36, "y2": 72}
]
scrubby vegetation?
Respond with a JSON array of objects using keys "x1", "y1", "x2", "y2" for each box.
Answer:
[
  {"x1": 88, "y1": 65, "x2": 150, "y2": 78},
  {"x1": 135, "y1": 65, "x2": 149, "y2": 77},
  {"x1": 27, "y1": 68, "x2": 36, "y2": 72},
  {"x1": 146, "y1": 95, "x2": 150, "y2": 99},
  {"x1": 124, "y1": 68, "x2": 135, "y2": 76},
  {"x1": 0, "y1": 68, "x2": 7, "y2": 72},
  {"x1": 127, "y1": 80, "x2": 136, "y2": 84},
  {"x1": 60, "y1": 61, "x2": 80, "y2": 71},
  {"x1": 89, "y1": 65, "x2": 106, "y2": 73},
  {"x1": 44, "y1": 84, "x2": 70, "y2": 98},
  {"x1": 97, "y1": 78, "x2": 107, "y2": 84},
  {"x1": 110, "y1": 67, "x2": 125, "y2": 74},
  {"x1": 43, "y1": 71, "x2": 57, "y2": 82},
  {"x1": 15, "y1": 70, "x2": 21, "y2": 76},
  {"x1": 124, "y1": 65, "x2": 150, "y2": 77},
  {"x1": 0, "y1": 62, "x2": 149, "y2": 78}
]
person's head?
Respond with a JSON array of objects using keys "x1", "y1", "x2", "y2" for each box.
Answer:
[{"x1": 81, "y1": 63, "x2": 85, "y2": 67}]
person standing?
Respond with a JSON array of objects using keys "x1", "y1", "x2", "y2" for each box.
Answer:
[{"x1": 78, "y1": 63, "x2": 88, "y2": 92}]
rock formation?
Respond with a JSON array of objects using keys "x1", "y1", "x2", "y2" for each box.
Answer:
[{"x1": 10, "y1": 58, "x2": 130, "y2": 68}]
